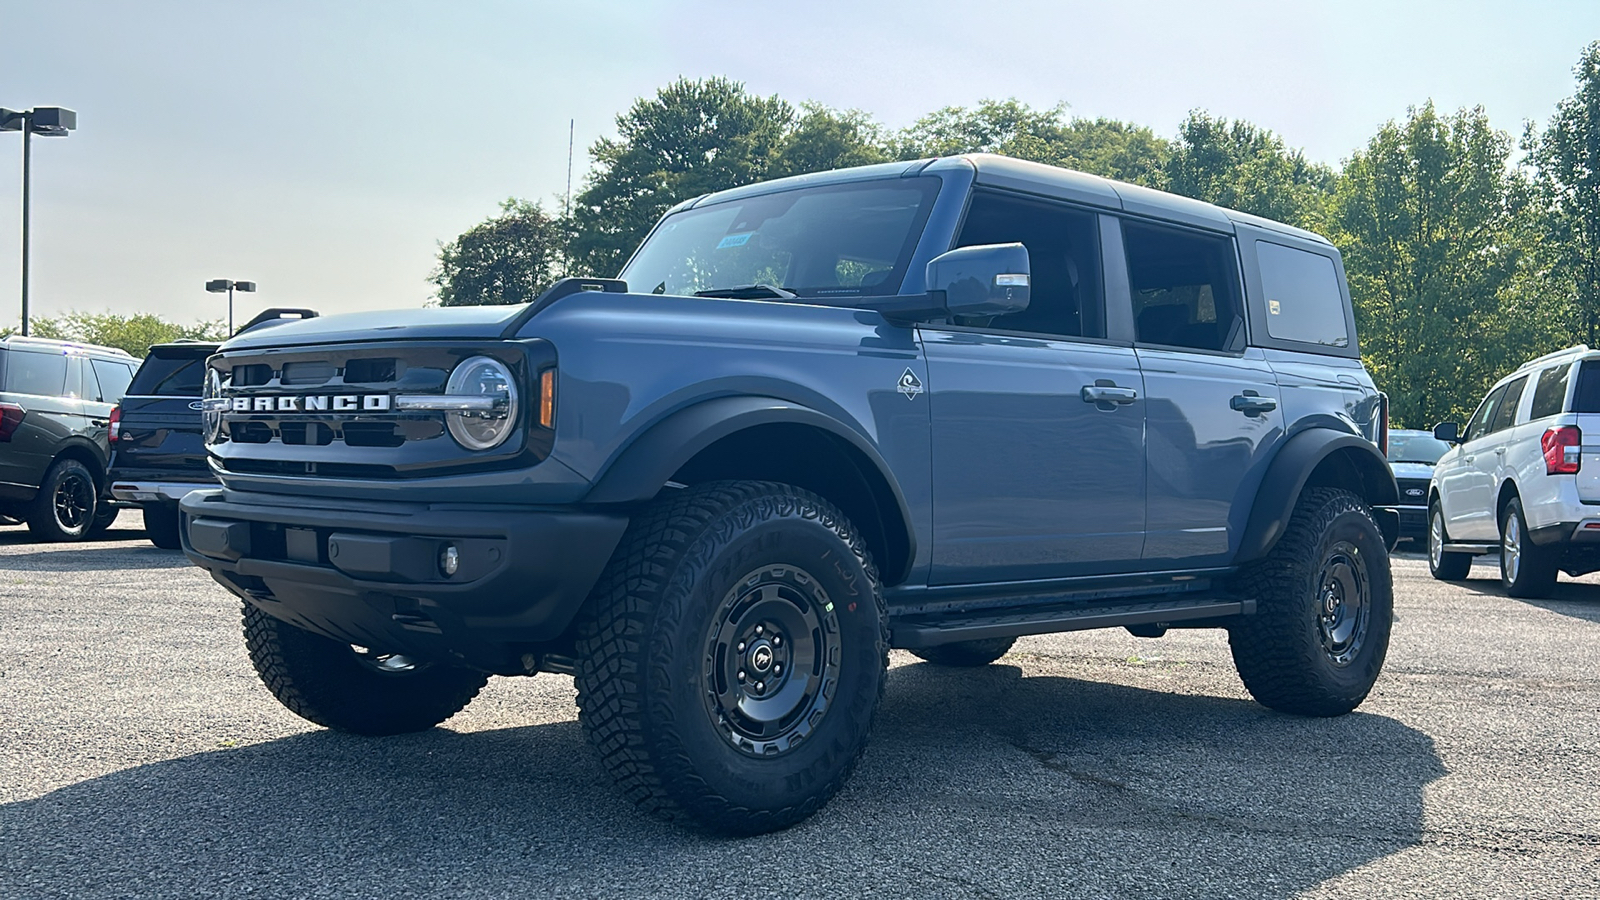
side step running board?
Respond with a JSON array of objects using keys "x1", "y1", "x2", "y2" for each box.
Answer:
[
  {"x1": 1442, "y1": 542, "x2": 1495, "y2": 554},
  {"x1": 891, "y1": 596, "x2": 1256, "y2": 649}
]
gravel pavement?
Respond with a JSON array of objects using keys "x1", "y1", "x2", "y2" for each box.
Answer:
[{"x1": 2, "y1": 514, "x2": 1597, "y2": 899}]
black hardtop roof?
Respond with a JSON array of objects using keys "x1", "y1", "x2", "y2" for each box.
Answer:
[{"x1": 680, "y1": 153, "x2": 1331, "y2": 247}]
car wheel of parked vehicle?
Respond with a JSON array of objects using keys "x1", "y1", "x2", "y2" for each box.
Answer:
[
  {"x1": 87, "y1": 502, "x2": 118, "y2": 537},
  {"x1": 241, "y1": 604, "x2": 488, "y2": 736},
  {"x1": 1428, "y1": 501, "x2": 1473, "y2": 581},
  {"x1": 909, "y1": 637, "x2": 1016, "y2": 667},
  {"x1": 142, "y1": 504, "x2": 182, "y2": 549},
  {"x1": 1228, "y1": 487, "x2": 1393, "y2": 717},
  {"x1": 1499, "y1": 498, "x2": 1559, "y2": 599},
  {"x1": 573, "y1": 481, "x2": 888, "y2": 835},
  {"x1": 25, "y1": 458, "x2": 99, "y2": 542}
]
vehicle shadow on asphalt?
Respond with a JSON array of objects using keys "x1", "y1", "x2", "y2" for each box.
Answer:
[
  {"x1": 0, "y1": 526, "x2": 192, "y2": 570},
  {"x1": 1443, "y1": 573, "x2": 1600, "y2": 625},
  {"x1": 0, "y1": 666, "x2": 1445, "y2": 899}
]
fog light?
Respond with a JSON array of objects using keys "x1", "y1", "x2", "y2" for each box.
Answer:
[{"x1": 439, "y1": 543, "x2": 460, "y2": 577}]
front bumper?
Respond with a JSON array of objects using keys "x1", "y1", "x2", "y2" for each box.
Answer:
[{"x1": 180, "y1": 488, "x2": 629, "y2": 673}]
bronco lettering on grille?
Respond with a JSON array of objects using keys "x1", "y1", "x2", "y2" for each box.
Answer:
[{"x1": 229, "y1": 395, "x2": 393, "y2": 412}]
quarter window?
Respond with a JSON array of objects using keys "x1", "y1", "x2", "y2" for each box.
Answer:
[
  {"x1": 1256, "y1": 241, "x2": 1350, "y2": 348},
  {"x1": 1125, "y1": 221, "x2": 1243, "y2": 352},
  {"x1": 91, "y1": 359, "x2": 135, "y2": 403},
  {"x1": 1529, "y1": 364, "x2": 1572, "y2": 420}
]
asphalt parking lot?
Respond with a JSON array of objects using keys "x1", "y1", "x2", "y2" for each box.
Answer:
[{"x1": 2, "y1": 514, "x2": 1597, "y2": 900}]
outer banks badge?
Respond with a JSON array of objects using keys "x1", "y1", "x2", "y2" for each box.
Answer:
[{"x1": 897, "y1": 368, "x2": 924, "y2": 400}]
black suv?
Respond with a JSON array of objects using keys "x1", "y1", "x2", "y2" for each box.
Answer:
[
  {"x1": 108, "y1": 341, "x2": 221, "y2": 548},
  {"x1": 0, "y1": 336, "x2": 139, "y2": 540}
]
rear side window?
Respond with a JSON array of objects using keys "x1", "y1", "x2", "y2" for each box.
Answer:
[
  {"x1": 1256, "y1": 241, "x2": 1349, "y2": 348},
  {"x1": 4, "y1": 350, "x2": 68, "y2": 397},
  {"x1": 90, "y1": 359, "x2": 135, "y2": 403},
  {"x1": 1529, "y1": 364, "x2": 1573, "y2": 420},
  {"x1": 1126, "y1": 221, "x2": 1243, "y2": 352},
  {"x1": 1490, "y1": 375, "x2": 1528, "y2": 433},
  {"x1": 129, "y1": 354, "x2": 208, "y2": 396}
]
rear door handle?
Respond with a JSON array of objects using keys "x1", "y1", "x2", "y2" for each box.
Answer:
[
  {"x1": 1230, "y1": 392, "x2": 1277, "y2": 415},
  {"x1": 90, "y1": 418, "x2": 109, "y2": 426},
  {"x1": 1080, "y1": 382, "x2": 1138, "y2": 407}
]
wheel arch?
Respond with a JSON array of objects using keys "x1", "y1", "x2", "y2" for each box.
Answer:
[
  {"x1": 1236, "y1": 429, "x2": 1399, "y2": 564},
  {"x1": 51, "y1": 439, "x2": 109, "y2": 491},
  {"x1": 583, "y1": 397, "x2": 917, "y2": 585},
  {"x1": 1495, "y1": 479, "x2": 1522, "y2": 531}
]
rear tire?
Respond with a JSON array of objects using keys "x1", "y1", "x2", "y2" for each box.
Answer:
[
  {"x1": 1500, "y1": 498, "x2": 1558, "y2": 599},
  {"x1": 909, "y1": 637, "x2": 1016, "y2": 667},
  {"x1": 573, "y1": 481, "x2": 887, "y2": 835},
  {"x1": 26, "y1": 458, "x2": 98, "y2": 542},
  {"x1": 1229, "y1": 488, "x2": 1393, "y2": 717},
  {"x1": 242, "y1": 604, "x2": 488, "y2": 736},
  {"x1": 143, "y1": 504, "x2": 182, "y2": 549},
  {"x1": 1428, "y1": 501, "x2": 1472, "y2": 581}
]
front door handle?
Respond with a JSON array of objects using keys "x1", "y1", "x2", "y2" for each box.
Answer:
[
  {"x1": 1081, "y1": 382, "x2": 1138, "y2": 408},
  {"x1": 1230, "y1": 392, "x2": 1278, "y2": 416},
  {"x1": 1464, "y1": 456, "x2": 1476, "y2": 463}
]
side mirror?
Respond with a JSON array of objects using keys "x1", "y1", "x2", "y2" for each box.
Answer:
[
  {"x1": 1433, "y1": 421, "x2": 1460, "y2": 443},
  {"x1": 925, "y1": 243, "x2": 1030, "y2": 319}
]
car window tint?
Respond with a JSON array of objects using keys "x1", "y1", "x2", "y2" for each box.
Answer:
[
  {"x1": 4, "y1": 350, "x2": 68, "y2": 397},
  {"x1": 1529, "y1": 364, "x2": 1572, "y2": 420},
  {"x1": 1464, "y1": 384, "x2": 1506, "y2": 443},
  {"x1": 1490, "y1": 375, "x2": 1528, "y2": 434},
  {"x1": 129, "y1": 354, "x2": 208, "y2": 396},
  {"x1": 953, "y1": 192, "x2": 1103, "y2": 338},
  {"x1": 1574, "y1": 361, "x2": 1600, "y2": 413},
  {"x1": 90, "y1": 359, "x2": 135, "y2": 403},
  {"x1": 1125, "y1": 221, "x2": 1243, "y2": 352},
  {"x1": 1256, "y1": 241, "x2": 1349, "y2": 348}
]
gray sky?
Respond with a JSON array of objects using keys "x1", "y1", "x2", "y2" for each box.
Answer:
[{"x1": 1, "y1": 0, "x2": 1596, "y2": 328}]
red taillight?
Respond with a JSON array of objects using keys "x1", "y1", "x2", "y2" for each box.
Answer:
[
  {"x1": 108, "y1": 405, "x2": 122, "y2": 443},
  {"x1": 1542, "y1": 425, "x2": 1582, "y2": 475},
  {"x1": 0, "y1": 402, "x2": 22, "y2": 442}
]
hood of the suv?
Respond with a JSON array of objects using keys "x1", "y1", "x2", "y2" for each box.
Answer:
[{"x1": 220, "y1": 305, "x2": 525, "y2": 350}]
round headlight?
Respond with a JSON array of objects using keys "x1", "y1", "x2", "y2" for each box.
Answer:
[
  {"x1": 445, "y1": 356, "x2": 518, "y2": 451},
  {"x1": 203, "y1": 368, "x2": 224, "y2": 443}
]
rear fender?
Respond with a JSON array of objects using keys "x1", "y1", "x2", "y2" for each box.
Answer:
[{"x1": 1237, "y1": 429, "x2": 1399, "y2": 563}]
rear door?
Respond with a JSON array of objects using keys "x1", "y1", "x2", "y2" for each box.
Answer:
[{"x1": 109, "y1": 348, "x2": 213, "y2": 479}]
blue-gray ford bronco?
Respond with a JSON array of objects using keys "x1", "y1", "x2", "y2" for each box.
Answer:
[{"x1": 182, "y1": 154, "x2": 1398, "y2": 835}]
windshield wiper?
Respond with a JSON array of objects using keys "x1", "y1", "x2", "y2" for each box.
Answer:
[{"x1": 693, "y1": 284, "x2": 797, "y2": 300}]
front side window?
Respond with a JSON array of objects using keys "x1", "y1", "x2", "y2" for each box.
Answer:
[
  {"x1": 1465, "y1": 384, "x2": 1507, "y2": 443},
  {"x1": 1256, "y1": 241, "x2": 1350, "y2": 348},
  {"x1": 4, "y1": 350, "x2": 68, "y2": 397},
  {"x1": 952, "y1": 192, "x2": 1102, "y2": 338},
  {"x1": 1125, "y1": 221, "x2": 1243, "y2": 352},
  {"x1": 1529, "y1": 364, "x2": 1572, "y2": 420},
  {"x1": 621, "y1": 178, "x2": 939, "y2": 300}
]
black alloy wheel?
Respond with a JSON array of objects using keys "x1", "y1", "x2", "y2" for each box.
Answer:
[{"x1": 26, "y1": 458, "x2": 99, "y2": 542}]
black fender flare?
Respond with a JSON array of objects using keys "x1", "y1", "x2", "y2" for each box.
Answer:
[
  {"x1": 583, "y1": 395, "x2": 917, "y2": 579},
  {"x1": 1236, "y1": 429, "x2": 1399, "y2": 563}
]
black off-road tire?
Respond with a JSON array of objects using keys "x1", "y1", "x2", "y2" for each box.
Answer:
[
  {"x1": 1427, "y1": 500, "x2": 1472, "y2": 581},
  {"x1": 573, "y1": 481, "x2": 888, "y2": 835},
  {"x1": 25, "y1": 458, "x2": 99, "y2": 542},
  {"x1": 1228, "y1": 488, "x2": 1393, "y2": 717},
  {"x1": 242, "y1": 604, "x2": 488, "y2": 736},
  {"x1": 143, "y1": 504, "x2": 183, "y2": 549},
  {"x1": 1500, "y1": 498, "x2": 1559, "y2": 599},
  {"x1": 909, "y1": 637, "x2": 1016, "y2": 667}
]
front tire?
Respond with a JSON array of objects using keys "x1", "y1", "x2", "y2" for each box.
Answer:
[
  {"x1": 573, "y1": 481, "x2": 888, "y2": 835},
  {"x1": 26, "y1": 458, "x2": 98, "y2": 542},
  {"x1": 910, "y1": 637, "x2": 1016, "y2": 667},
  {"x1": 1428, "y1": 501, "x2": 1472, "y2": 581},
  {"x1": 1500, "y1": 498, "x2": 1558, "y2": 599},
  {"x1": 242, "y1": 604, "x2": 488, "y2": 736},
  {"x1": 1229, "y1": 488, "x2": 1393, "y2": 717}
]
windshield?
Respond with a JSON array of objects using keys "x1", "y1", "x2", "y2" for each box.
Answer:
[
  {"x1": 1387, "y1": 431, "x2": 1451, "y2": 464},
  {"x1": 620, "y1": 178, "x2": 940, "y2": 300}
]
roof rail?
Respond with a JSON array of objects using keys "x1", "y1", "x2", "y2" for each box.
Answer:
[
  {"x1": 0, "y1": 335, "x2": 135, "y2": 357},
  {"x1": 236, "y1": 307, "x2": 319, "y2": 334},
  {"x1": 1518, "y1": 344, "x2": 1592, "y2": 370}
]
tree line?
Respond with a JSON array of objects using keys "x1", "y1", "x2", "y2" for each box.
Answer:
[
  {"x1": 0, "y1": 312, "x2": 225, "y2": 357},
  {"x1": 433, "y1": 43, "x2": 1593, "y2": 428}
]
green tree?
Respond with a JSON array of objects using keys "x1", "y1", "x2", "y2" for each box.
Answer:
[
  {"x1": 1529, "y1": 40, "x2": 1600, "y2": 345},
  {"x1": 569, "y1": 77, "x2": 794, "y2": 277},
  {"x1": 768, "y1": 104, "x2": 889, "y2": 179},
  {"x1": 1332, "y1": 103, "x2": 1553, "y2": 428},
  {"x1": 1166, "y1": 111, "x2": 1333, "y2": 230},
  {"x1": 3, "y1": 311, "x2": 226, "y2": 356},
  {"x1": 431, "y1": 198, "x2": 565, "y2": 306}
]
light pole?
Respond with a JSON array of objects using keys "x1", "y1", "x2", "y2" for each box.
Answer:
[
  {"x1": 0, "y1": 107, "x2": 77, "y2": 337},
  {"x1": 206, "y1": 279, "x2": 256, "y2": 334}
]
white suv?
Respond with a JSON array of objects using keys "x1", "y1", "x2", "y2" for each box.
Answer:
[{"x1": 1429, "y1": 344, "x2": 1600, "y2": 597}]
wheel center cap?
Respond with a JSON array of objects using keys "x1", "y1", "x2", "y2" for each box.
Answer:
[{"x1": 748, "y1": 641, "x2": 774, "y2": 673}]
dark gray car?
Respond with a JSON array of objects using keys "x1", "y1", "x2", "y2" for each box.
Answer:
[
  {"x1": 0, "y1": 336, "x2": 138, "y2": 540},
  {"x1": 182, "y1": 154, "x2": 1399, "y2": 834}
]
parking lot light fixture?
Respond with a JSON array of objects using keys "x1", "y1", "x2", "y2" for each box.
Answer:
[
  {"x1": 206, "y1": 279, "x2": 257, "y2": 334},
  {"x1": 1, "y1": 106, "x2": 77, "y2": 337}
]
